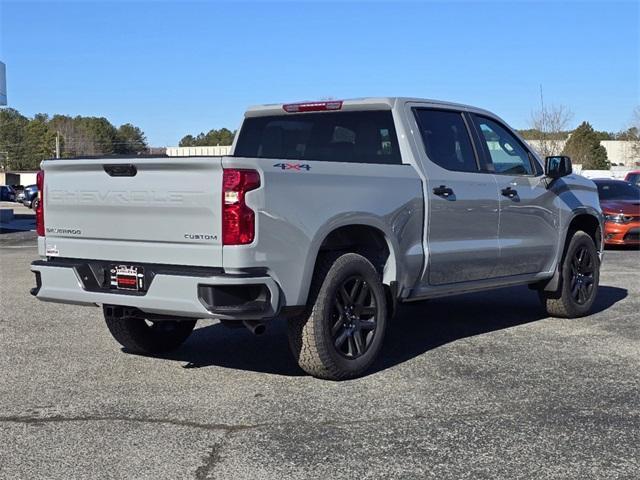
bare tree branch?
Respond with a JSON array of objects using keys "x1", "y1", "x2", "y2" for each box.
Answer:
[{"x1": 528, "y1": 104, "x2": 573, "y2": 157}]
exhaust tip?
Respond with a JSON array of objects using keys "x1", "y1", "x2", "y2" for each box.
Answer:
[{"x1": 242, "y1": 320, "x2": 266, "y2": 335}]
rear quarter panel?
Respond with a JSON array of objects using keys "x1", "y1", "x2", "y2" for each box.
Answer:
[{"x1": 222, "y1": 156, "x2": 424, "y2": 306}]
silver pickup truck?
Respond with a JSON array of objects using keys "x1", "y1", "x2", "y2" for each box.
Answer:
[{"x1": 31, "y1": 98, "x2": 603, "y2": 380}]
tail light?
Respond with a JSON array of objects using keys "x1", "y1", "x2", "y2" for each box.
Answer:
[
  {"x1": 222, "y1": 169, "x2": 260, "y2": 245},
  {"x1": 36, "y1": 170, "x2": 45, "y2": 236}
]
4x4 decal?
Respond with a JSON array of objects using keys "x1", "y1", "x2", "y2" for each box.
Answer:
[{"x1": 273, "y1": 163, "x2": 311, "y2": 171}]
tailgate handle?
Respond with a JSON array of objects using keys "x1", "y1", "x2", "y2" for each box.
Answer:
[{"x1": 103, "y1": 164, "x2": 137, "y2": 177}]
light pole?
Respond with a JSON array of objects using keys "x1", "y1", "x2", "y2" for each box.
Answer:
[
  {"x1": 0, "y1": 61, "x2": 6, "y2": 106},
  {"x1": 0, "y1": 151, "x2": 8, "y2": 171}
]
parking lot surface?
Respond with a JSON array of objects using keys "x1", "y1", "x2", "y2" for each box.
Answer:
[{"x1": 0, "y1": 236, "x2": 638, "y2": 479}]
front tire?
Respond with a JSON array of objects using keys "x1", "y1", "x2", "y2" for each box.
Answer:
[
  {"x1": 287, "y1": 253, "x2": 388, "y2": 380},
  {"x1": 539, "y1": 231, "x2": 599, "y2": 318},
  {"x1": 103, "y1": 306, "x2": 197, "y2": 354}
]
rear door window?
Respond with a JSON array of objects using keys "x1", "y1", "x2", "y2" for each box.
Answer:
[
  {"x1": 234, "y1": 111, "x2": 402, "y2": 165},
  {"x1": 413, "y1": 109, "x2": 479, "y2": 172}
]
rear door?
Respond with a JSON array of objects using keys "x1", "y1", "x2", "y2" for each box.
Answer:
[
  {"x1": 43, "y1": 157, "x2": 224, "y2": 267},
  {"x1": 411, "y1": 107, "x2": 500, "y2": 285},
  {"x1": 470, "y1": 114, "x2": 559, "y2": 276}
]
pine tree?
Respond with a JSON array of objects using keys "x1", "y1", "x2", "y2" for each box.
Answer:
[
  {"x1": 116, "y1": 123, "x2": 148, "y2": 154},
  {"x1": 23, "y1": 118, "x2": 56, "y2": 169},
  {"x1": 562, "y1": 121, "x2": 609, "y2": 169},
  {"x1": 0, "y1": 108, "x2": 28, "y2": 170}
]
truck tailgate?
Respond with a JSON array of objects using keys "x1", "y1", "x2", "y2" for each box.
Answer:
[{"x1": 42, "y1": 157, "x2": 223, "y2": 267}]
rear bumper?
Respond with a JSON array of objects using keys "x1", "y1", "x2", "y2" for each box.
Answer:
[{"x1": 30, "y1": 259, "x2": 280, "y2": 320}]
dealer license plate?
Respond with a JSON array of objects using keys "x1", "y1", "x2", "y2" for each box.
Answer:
[{"x1": 109, "y1": 265, "x2": 145, "y2": 291}]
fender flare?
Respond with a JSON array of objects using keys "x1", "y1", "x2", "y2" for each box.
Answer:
[{"x1": 296, "y1": 215, "x2": 401, "y2": 306}]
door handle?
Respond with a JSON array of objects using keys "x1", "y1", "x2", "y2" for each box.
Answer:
[
  {"x1": 501, "y1": 187, "x2": 518, "y2": 198},
  {"x1": 433, "y1": 185, "x2": 454, "y2": 197}
]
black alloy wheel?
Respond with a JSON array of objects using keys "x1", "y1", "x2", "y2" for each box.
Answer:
[
  {"x1": 331, "y1": 275, "x2": 378, "y2": 359},
  {"x1": 570, "y1": 245, "x2": 595, "y2": 305}
]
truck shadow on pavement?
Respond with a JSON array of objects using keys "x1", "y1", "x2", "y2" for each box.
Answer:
[{"x1": 156, "y1": 285, "x2": 627, "y2": 377}]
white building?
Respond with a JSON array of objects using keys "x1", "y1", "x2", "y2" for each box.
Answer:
[
  {"x1": 0, "y1": 171, "x2": 38, "y2": 186},
  {"x1": 166, "y1": 145, "x2": 232, "y2": 157}
]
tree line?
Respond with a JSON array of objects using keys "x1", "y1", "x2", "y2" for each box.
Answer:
[
  {"x1": 0, "y1": 108, "x2": 148, "y2": 170},
  {"x1": 517, "y1": 127, "x2": 635, "y2": 142},
  {"x1": 179, "y1": 128, "x2": 235, "y2": 147}
]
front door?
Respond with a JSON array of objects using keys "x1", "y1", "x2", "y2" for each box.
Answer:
[
  {"x1": 411, "y1": 107, "x2": 500, "y2": 285},
  {"x1": 471, "y1": 114, "x2": 559, "y2": 276}
]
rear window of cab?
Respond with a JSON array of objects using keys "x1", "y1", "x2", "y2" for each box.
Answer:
[{"x1": 234, "y1": 111, "x2": 402, "y2": 165}]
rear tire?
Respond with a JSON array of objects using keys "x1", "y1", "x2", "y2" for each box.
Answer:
[
  {"x1": 539, "y1": 231, "x2": 599, "y2": 318},
  {"x1": 287, "y1": 253, "x2": 388, "y2": 380},
  {"x1": 103, "y1": 306, "x2": 197, "y2": 354}
]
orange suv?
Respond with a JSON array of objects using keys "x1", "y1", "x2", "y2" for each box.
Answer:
[{"x1": 594, "y1": 179, "x2": 640, "y2": 245}]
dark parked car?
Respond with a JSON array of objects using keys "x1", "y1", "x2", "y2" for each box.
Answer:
[
  {"x1": 1, "y1": 185, "x2": 16, "y2": 202},
  {"x1": 13, "y1": 185, "x2": 26, "y2": 202},
  {"x1": 22, "y1": 184, "x2": 39, "y2": 209}
]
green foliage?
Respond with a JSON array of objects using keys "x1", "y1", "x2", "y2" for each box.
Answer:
[
  {"x1": 0, "y1": 109, "x2": 58, "y2": 170},
  {"x1": 67, "y1": 116, "x2": 119, "y2": 156},
  {"x1": 0, "y1": 108, "x2": 29, "y2": 169},
  {"x1": 116, "y1": 123, "x2": 147, "y2": 154},
  {"x1": 179, "y1": 128, "x2": 235, "y2": 147},
  {"x1": 517, "y1": 128, "x2": 569, "y2": 140},
  {"x1": 24, "y1": 117, "x2": 57, "y2": 168},
  {"x1": 593, "y1": 130, "x2": 615, "y2": 141},
  {"x1": 0, "y1": 109, "x2": 148, "y2": 170},
  {"x1": 562, "y1": 121, "x2": 609, "y2": 169}
]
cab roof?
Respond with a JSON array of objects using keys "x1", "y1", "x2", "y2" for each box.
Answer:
[{"x1": 244, "y1": 97, "x2": 497, "y2": 118}]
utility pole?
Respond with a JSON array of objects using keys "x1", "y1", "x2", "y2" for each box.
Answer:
[{"x1": 55, "y1": 131, "x2": 60, "y2": 159}]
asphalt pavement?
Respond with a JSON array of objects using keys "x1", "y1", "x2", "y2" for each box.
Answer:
[{"x1": 0, "y1": 234, "x2": 638, "y2": 479}]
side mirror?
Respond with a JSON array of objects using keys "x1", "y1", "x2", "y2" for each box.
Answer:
[{"x1": 545, "y1": 155, "x2": 572, "y2": 179}]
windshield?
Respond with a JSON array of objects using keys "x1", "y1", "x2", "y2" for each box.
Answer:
[
  {"x1": 596, "y1": 181, "x2": 640, "y2": 201},
  {"x1": 626, "y1": 173, "x2": 640, "y2": 186}
]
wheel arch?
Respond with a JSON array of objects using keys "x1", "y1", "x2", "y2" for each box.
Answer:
[
  {"x1": 537, "y1": 210, "x2": 603, "y2": 293},
  {"x1": 297, "y1": 218, "x2": 401, "y2": 309},
  {"x1": 566, "y1": 211, "x2": 603, "y2": 253}
]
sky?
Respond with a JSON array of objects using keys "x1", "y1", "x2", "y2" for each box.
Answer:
[{"x1": 1, "y1": 0, "x2": 638, "y2": 146}]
